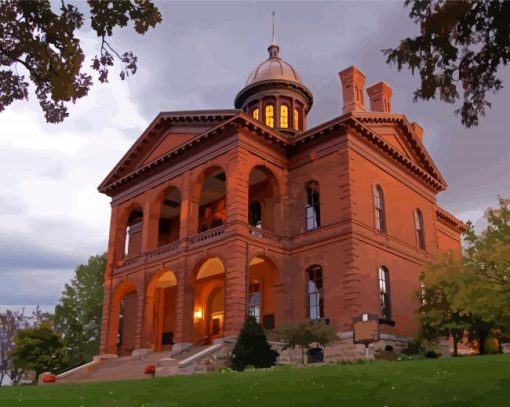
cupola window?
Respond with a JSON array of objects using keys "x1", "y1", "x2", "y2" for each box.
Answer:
[
  {"x1": 252, "y1": 108, "x2": 260, "y2": 120},
  {"x1": 280, "y1": 105, "x2": 289, "y2": 128},
  {"x1": 265, "y1": 104, "x2": 274, "y2": 128},
  {"x1": 293, "y1": 108, "x2": 300, "y2": 130}
]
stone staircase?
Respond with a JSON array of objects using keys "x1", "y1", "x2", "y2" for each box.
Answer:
[{"x1": 51, "y1": 339, "x2": 235, "y2": 384}]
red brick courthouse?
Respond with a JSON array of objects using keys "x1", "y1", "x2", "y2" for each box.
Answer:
[{"x1": 97, "y1": 38, "x2": 463, "y2": 359}]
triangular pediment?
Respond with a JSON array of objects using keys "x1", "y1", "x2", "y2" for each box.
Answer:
[
  {"x1": 352, "y1": 113, "x2": 447, "y2": 188},
  {"x1": 98, "y1": 110, "x2": 239, "y2": 193}
]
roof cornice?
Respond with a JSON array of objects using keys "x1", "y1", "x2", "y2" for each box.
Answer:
[
  {"x1": 436, "y1": 207, "x2": 466, "y2": 233},
  {"x1": 293, "y1": 113, "x2": 446, "y2": 192},
  {"x1": 98, "y1": 110, "x2": 291, "y2": 195}
]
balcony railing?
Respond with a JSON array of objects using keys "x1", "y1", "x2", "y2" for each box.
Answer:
[
  {"x1": 147, "y1": 241, "x2": 180, "y2": 260},
  {"x1": 115, "y1": 254, "x2": 144, "y2": 272},
  {"x1": 189, "y1": 225, "x2": 226, "y2": 246},
  {"x1": 248, "y1": 226, "x2": 282, "y2": 242},
  {"x1": 114, "y1": 223, "x2": 285, "y2": 273}
]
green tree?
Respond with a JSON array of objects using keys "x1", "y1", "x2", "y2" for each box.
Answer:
[
  {"x1": 0, "y1": 307, "x2": 51, "y2": 386},
  {"x1": 12, "y1": 324, "x2": 68, "y2": 381},
  {"x1": 0, "y1": 0, "x2": 161, "y2": 123},
  {"x1": 419, "y1": 255, "x2": 473, "y2": 356},
  {"x1": 54, "y1": 253, "x2": 106, "y2": 367},
  {"x1": 276, "y1": 320, "x2": 337, "y2": 364},
  {"x1": 384, "y1": 0, "x2": 510, "y2": 127},
  {"x1": 231, "y1": 316, "x2": 279, "y2": 371},
  {"x1": 418, "y1": 197, "x2": 510, "y2": 355}
]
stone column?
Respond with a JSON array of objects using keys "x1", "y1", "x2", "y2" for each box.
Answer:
[
  {"x1": 99, "y1": 205, "x2": 119, "y2": 355},
  {"x1": 226, "y1": 146, "x2": 250, "y2": 229},
  {"x1": 135, "y1": 278, "x2": 147, "y2": 350},
  {"x1": 141, "y1": 288, "x2": 156, "y2": 350},
  {"x1": 141, "y1": 189, "x2": 161, "y2": 252},
  {"x1": 172, "y1": 260, "x2": 194, "y2": 352},
  {"x1": 224, "y1": 239, "x2": 248, "y2": 337},
  {"x1": 180, "y1": 170, "x2": 200, "y2": 238}
]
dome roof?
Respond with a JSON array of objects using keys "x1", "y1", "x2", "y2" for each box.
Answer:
[
  {"x1": 246, "y1": 43, "x2": 302, "y2": 86},
  {"x1": 246, "y1": 47, "x2": 302, "y2": 86}
]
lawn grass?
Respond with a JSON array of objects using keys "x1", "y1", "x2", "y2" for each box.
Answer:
[{"x1": 0, "y1": 354, "x2": 509, "y2": 406}]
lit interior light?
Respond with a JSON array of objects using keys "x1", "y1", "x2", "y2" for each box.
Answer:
[{"x1": 194, "y1": 307, "x2": 203, "y2": 320}]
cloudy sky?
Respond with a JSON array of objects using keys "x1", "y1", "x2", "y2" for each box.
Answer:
[{"x1": 1, "y1": 1, "x2": 509, "y2": 312}]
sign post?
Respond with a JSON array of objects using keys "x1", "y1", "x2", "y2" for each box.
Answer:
[{"x1": 353, "y1": 313, "x2": 380, "y2": 359}]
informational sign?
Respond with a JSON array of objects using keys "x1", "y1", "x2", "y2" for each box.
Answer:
[{"x1": 353, "y1": 313, "x2": 380, "y2": 345}]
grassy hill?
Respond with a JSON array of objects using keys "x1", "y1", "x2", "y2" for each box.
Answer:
[{"x1": 1, "y1": 354, "x2": 509, "y2": 406}]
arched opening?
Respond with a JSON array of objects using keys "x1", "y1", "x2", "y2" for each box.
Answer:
[
  {"x1": 110, "y1": 282, "x2": 138, "y2": 356},
  {"x1": 248, "y1": 166, "x2": 280, "y2": 231},
  {"x1": 193, "y1": 257, "x2": 225, "y2": 344},
  {"x1": 158, "y1": 188, "x2": 181, "y2": 246},
  {"x1": 252, "y1": 107, "x2": 260, "y2": 120},
  {"x1": 248, "y1": 256, "x2": 279, "y2": 329},
  {"x1": 125, "y1": 207, "x2": 143, "y2": 258},
  {"x1": 148, "y1": 270, "x2": 177, "y2": 351},
  {"x1": 198, "y1": 168, "x2": 227, "y2": 233}
]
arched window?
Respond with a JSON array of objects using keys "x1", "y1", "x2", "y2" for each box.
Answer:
[
  {"x1": 293, "y1": 108, "x2": 300, "y2": 130},
  {"x1": 248, "y1": 281, "x2": 260, "y2": 323},
  {"x1": 280, "y1": 105, "x2": 289, "y2": 128},
  {"x1": 415, "y1": 209, "x2": 425, "y2": 249},
  {"x1": 252, "y1": 107, "x2": 259, "y2": 120},
  {"x1": 374, "y1": 185, "x2": 386, "y2": 232},
  {"x1": 379, "y1": 266, "x2": 391, "y2": 320},
  {"x1": 248, "y1": 201, "x2": 262, "y2": 228},
  {"x1": 306, "y1": 182, "x2": 321, "y2": 231},
  {"x1": 307, "y1": 266, "x2": 323, "y2": 320},
  {"x1": 265, "y1": 104, "x2": 274, "y2": 128}
]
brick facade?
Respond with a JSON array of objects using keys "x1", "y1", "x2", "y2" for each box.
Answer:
[{"x1": 97, "y1": 51, "x2": 463, "y2": 357}]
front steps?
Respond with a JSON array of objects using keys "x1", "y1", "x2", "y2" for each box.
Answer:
[{"x1": 45, "y1": 339, "x2": 236, "y2": 384}]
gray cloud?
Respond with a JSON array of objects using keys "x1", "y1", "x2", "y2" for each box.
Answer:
[{"x1": 0, "y1": 232, "x2": 83, "y2": 271}]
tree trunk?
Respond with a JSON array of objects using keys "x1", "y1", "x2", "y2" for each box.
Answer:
[{"x1": 453, "y1": 338, "x2": 458, "y2": 357}]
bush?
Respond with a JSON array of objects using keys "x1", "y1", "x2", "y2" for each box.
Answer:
[
  {"x1": 425, "y1": 351, "x2": 440, "y2": 359},
  {"x1": 401, "y1": 340, "x2": 424, "y2": 356},
  {"x1": 231, "y1": 316, "x2": 279, "y2": 371}
]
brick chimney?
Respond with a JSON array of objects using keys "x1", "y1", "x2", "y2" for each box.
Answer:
[
  {"x1": 411, "y1": 122, "x2": 423, "y2": 142},
  {"x1": 339, "y1": 66, "x2": 366, "y2": 114},
  {"x1": 366, "y1": 81, "x2": 392, "y2": 112}
]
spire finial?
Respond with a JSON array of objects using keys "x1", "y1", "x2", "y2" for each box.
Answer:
[
  {"x1": 268, "y1": 11, "x2": 280, "y2": 58},
  {"x1": 272, "y1": 11, "x2": 276, "y2": 45}
]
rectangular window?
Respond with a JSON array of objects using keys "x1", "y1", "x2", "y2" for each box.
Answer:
[
  {"x1": 379, "y1": 267, "x2": 391, "y2": 320},
  {"x1": 306, "y1": 185, "x2": 321, "y2": 231},
  {"x1": 308, "y1": 267, "x2": 324, "y2": 320}
]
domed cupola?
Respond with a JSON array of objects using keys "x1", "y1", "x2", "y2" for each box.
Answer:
[{"x1": 234, "y1": 15, "x2": 313, "y2": 135}]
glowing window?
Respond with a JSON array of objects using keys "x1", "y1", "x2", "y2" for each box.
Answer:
[
  {"x1": 265, "y1": 104, "x2": 274, "y2": 128},
  {"x1": 280, "y1": 105, "x2": 289, "y2": 128},
  {"x1": 252, "y1": 108, "x2": 259, "y2": 120},
  {"x1": 293, "y1": 108, "x2": 299, "y2": 130}
]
